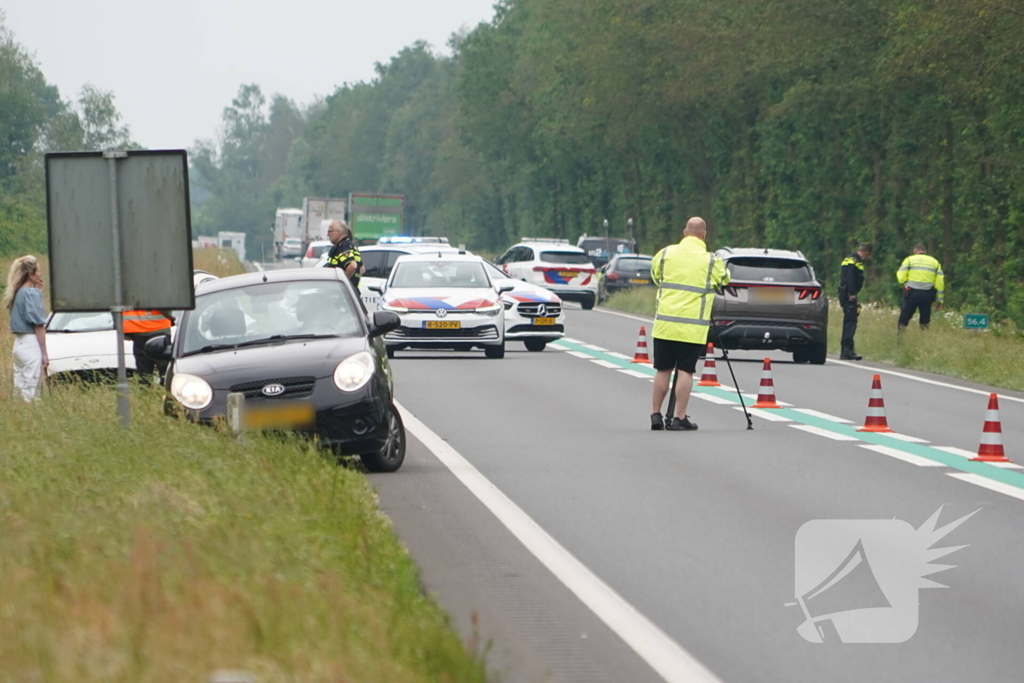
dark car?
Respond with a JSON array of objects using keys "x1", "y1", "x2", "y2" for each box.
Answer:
[
  {"x1": 710, "y1": 248, "x2": 828, "y2": 364},
  {"x1": 145, "y1": 268, "x2": 406, "y2": 471},
  {"x1": 598, "y1": 254, "x2": 654, "y2": 301}
]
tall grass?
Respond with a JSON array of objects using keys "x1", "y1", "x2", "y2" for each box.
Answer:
[
  {"x1": 192, "y1": 248, "x2": 247, "y2": 278},
  {"x1": 602, "y1": 288, "x2": 1024, "y2": 391},
  {"x1": 0, "y1": 256, "x2": 487, "y2": 681}
]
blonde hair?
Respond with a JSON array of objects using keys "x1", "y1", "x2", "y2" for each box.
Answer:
[{"x1": 3, "y1": 255, "x2": 39, "y2": 311}]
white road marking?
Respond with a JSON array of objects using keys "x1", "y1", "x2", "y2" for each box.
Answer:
[
  {"x1": 567, "y1": 351, "x2": 592, "y2": 359},
  {"x1": 947, "y1": 473, "x2": 1024, "y2": 501},
  {"x1": 606, "y1": 351, "x2": 632, "y2": 360},
  {"x1": 593, "y1": 307, "x2": 652, "y2": 324},
  {"x1": 692, "y1": 393, "x2": 735, "y2": 405},
  {"x1": 932, "y1": 446, "x2": 1022, "y2": 468},
  {"x1": 859, "y1": 444, "x2": 944, "y2": 467},
  {"x1": 582, "y1": 343, "x2": 609, "y2": 352},
  {"x1": 591, "y1": 360, "x2": 620, "y2": 369},
  {"x1": 829, "y1": 358, "x2": 1024, "y2": 405},
  {"x1": 789, "y1": 424, "x2": 861, "y2": 442},
  {"x1": 618, "y1": 369, "x2": 651, "y2": 379},
  {"x1": 548, "y1": 343, "x2": 569, "y2": 351},
  {"x1": 251, "y1": 261, "x2": 264, "y2": 272},
  {"x1": 791, "y1": 408, "x2": 854, "y2": 424},
  {"x1": 879, "y1": 432, "x2": 930, "y2": 444},
  {"x1": 742, "y1": 407, "x2": 792, "y2": 422},
  {"x1": 742, "y1": 394, "x2": 793, "y2": 407},
  {"x1": 562, "y1": 337, "x2": 584, "y2": 343},
  {"x1": 397, "y1": 403, "x2": 724, "y2": 683}
]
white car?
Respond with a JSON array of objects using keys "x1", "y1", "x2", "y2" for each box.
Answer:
[
  {"x1": 495, "y1": 238, "x2": 599, "y2": 309},
  {"x1": 280, "y1": 238, "x2": 304, "y2": 259},
  {"x1": 301, "y1": 240, "x2": 333, "y2": 268},
  {"x1": 372, "y1": 253, "x2": 513, "y2": 359},
  {"x1": 317, "y1": 243, "x2": 461, "y2": 309},
  {"x1": 482, "y1": 260, "x2": 565, "y2": 352},
  {"x1": 45, "y1": 271, "x2": 220, "y2": 380}
]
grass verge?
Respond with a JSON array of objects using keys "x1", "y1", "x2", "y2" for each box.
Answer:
[
  {"x1": 192, "y1": 248, "x2": 248, "y2": 278},
  {"x1": 601, "y1": 288, "x2": 1024, "y2": 391}
]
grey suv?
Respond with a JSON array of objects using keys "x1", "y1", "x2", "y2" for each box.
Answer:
[{"x1": 709, "y1": 248, "x2": 828, "y2": 364}]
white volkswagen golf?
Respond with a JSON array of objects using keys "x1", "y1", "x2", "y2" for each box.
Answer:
[{"x1": 371, "y1": 254, "x2": 514, "y2": 359}]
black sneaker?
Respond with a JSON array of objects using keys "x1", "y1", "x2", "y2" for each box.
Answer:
[
  {"x1": 840, "y1": 351, "x2": 863, "y2": 361},
  {"x1": 651, "y1": 413, "x2": 665, "y2": 431},
  {"x1": 667, "y1": 416, "x2": 698, "y2": 431}
]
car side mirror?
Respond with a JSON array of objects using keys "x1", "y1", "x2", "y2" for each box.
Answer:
[
  {"x1": 498, "y1": 283, "x2": 515, "y2": 294},
  {"x1": 143, "y1": 334, "x2": 172, "y2": 361},
  {"x1": 294, "y1": 257, "x2": 302, "y2": 263},
  {"x1": 370, "y1": 311, "x2": 400, "y2": 339},
  {"x1": 367, "y1": 284, "x2": 382, "y2": 294}
]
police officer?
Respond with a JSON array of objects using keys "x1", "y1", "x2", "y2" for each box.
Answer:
[
  {"x1": 649, "y1": 217, "x2": 729, "y2": 431},
  {"x1": 838, "y1": 242, "x2": 872, "y2": 361},
  {"x1": 896, "y1": 243, "x2": 945, "y2": 330},
  {"x1": 324, "y1": 219, "x2": 364, "y2": 304}
]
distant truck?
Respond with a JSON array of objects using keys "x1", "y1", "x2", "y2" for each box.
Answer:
[
  {"x1": 348, "y1": 193, "x2": 404, "y2": 244},
  {"x1": 301, "y1": 197, "x2": 347, "y2": 249},
  {"x1": 273, "y1": 207, "x2": 303, "y2": 259},
  {"x1": 218, "y1": 231, "x2": 246, "y2": 263}
]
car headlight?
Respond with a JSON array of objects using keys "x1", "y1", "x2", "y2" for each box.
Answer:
[
  {"x1": 475, "y1": 301, "x2": 502, "y2": 316},
  {"x1": 170, "y1": 373, "x2": 213, "y2": 410},
  {"x1": 502, "y1": 299, "x2": 514, "y2": 310},
  {"x1": 334, "y1": 351, "x2": 374, "y2": 392},
  {"x1": 380, "y1": 303, "x2": 408, "y2": 314}
]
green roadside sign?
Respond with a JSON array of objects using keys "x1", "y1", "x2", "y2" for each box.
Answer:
[{"x1": 964, "y1": 314, "x2": 989, "y2": 330}]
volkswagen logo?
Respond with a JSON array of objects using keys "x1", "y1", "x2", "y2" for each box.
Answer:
[
  {"x1": 435, "y1": 309, "x2": 448, "y2": 318},
  {"x1": 262, "y1": 383, "x2": 286, "y2": 397},
  {"x1": 536, "y1": 304, "x2": 548, "y2": 318}
]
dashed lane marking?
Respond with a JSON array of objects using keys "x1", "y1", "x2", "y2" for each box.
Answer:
[
  {"x1": 947, "y1": 473, "x2": 1024, "y2": 502},
  {"x1": 791, "y1": 408, "x2": 854, "y2": 424},
  {"x1": 880, "y1": 432, "x2": 931, "y2": 444},
  {"x1": 582, "y1": 343, "x2": 609, "y2": 352},
  {"x1": 591, "y1": 360, "x2": 620, "y2": 369},
  {"x1": 692, "y1": 393, "x2": 735, "y2": 405},
  {"x1": 933, "y1": 446, "x2": 1024, "y2": 469},
  {"x1": 829, "y1": 358, "x2": 1024, "y2": 405},
  {"x1": 618, "y1": 369, "x2": 650, "y2": 379},
  {"x1": 743, "y1": 407, "x2": 792, "y2": 423},
  {"x1": 789, "y1": 424, "x2": 862, "y2": 442},
  {"x1": 567, "y1": 351, "x2": 591, "y2": 359},
  {"x1": 860, "y1": 444, "x2": 945, "y2": 468}
]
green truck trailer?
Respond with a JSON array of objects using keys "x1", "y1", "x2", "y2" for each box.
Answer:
[{"x1": 348, "y1": 193, "x2": 405, "y2": 243}]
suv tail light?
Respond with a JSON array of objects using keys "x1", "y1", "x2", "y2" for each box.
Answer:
[
  {"x1": 797, "y1": 288, "x2": 822, "y2": 300},
  {"x1": 606, "y1": 272, "x2": 619, "y2": 280}
]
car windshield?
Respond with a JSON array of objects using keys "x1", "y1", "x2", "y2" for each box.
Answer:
[
  {"x1": 483, "y1": 261, "x2": 510, "y2": 280},
  {"x1": 613, "y1": 257, "x2": 652, "y2": 272},
  {"x1": 726, "y1": 257, "x2": 813, "y2": 282},
  {"x1": 539, "y1": 251, "x2": 593, "y2": 265},
  {"x1": 181, "y1": 280, "x2": 362, "y2": 355},
  {"x1": 580, "y1": 239, "x2": 634, "y2": 258},
  {"x1": 48, "y1": 311, "x2": 115, "y2": 333},
  {"x1": 390, "y1": 261, "x2": 490, "y2": 288}
]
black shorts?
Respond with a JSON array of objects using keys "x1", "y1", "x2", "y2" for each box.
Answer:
[{"x1": 652, "y1": 338, "x2": 705, "y2": 374}]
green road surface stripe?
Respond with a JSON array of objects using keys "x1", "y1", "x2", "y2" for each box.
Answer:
[{"x1": 553, "y1": 339, "x2": 1024, "y2": 492}]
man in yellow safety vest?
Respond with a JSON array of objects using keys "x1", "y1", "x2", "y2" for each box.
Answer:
[
  {"x1": 896, "y1": 243, "x2": 945, "y2": 330},
  {"x1": 649, "y1": 217, "x2": 730, "y2": 431}
]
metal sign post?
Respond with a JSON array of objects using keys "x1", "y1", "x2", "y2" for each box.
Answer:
[{"x1": 105, "y1": 151, "x2": 130, "y2": 425}]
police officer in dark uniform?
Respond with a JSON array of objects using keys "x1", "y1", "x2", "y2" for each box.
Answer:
[
  {"x1": 324, "y1": 220, "x2": 365, "y2": 308},
  {"x1": 838, "y1": 242, "x2": 872, "y2": 360}
]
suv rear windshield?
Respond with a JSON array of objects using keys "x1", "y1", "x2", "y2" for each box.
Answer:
[
  {"x1": 725, "y1": 257, "x2": 813, "y2": 282},
  {"x1": 613, "y1": 257, "x2": 652, "y2": 272},
  {"x1": 539, "y1": 251, "x2": 593, "y2": 265}
]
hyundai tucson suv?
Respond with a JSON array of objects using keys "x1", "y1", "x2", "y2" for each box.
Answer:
[{"x1": 710, "y1": 248, "x2": 828, "y2": 364}]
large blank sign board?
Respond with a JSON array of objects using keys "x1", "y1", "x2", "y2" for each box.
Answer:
[{"x1": 45, "y1": 150, "x2": 194, "y2": 311}]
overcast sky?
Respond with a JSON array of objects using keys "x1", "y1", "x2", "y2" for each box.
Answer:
[{"x1": 4, "y1": 0, "x2": 497, "y2": 149}]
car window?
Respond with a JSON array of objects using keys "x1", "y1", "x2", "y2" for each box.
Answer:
[
  {"x1": 580, "y1": 238, "x2": 634, "y2": 258},
  {"x1": 383, "y1": 250, "x2": 410, "y2": 278},
  {"x1": 390, "y1": 261, "x2": 490, "y2": 288},
  {"x1": 361, "y1": 250, "x2": 390, "y2": 278},
  {"x1": 309, "y1": 244, "x2": 332, "y2": 259},
  {"x1": 725, "y1": 258, "x2": 813, "y2": 282},
  {"x1": 612, "y1": 257, "x2": 653, "y2": 272},
  {"x1": 484, "y1": 261, "x2": 510, "y2": 280},
  {"x1": 181, "y1": 280, "x2": 361, "y2": 355},
  {"x1": 539, "y1": 251, "x2": 593, "y2": 265},
  {"x1": 48, "y1": 311, "x2": 115, "y2": 333}
]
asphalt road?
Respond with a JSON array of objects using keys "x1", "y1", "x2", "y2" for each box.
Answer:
[{"x1": 370, "y1": 305, "x2": 1024, "y2": 682}]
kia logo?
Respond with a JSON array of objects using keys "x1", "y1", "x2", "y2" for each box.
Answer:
[
  {"x1": 262, "y1": 383, "x2": 286, "y2": 396},
  {"x1": 435, "y1": 309, "x2": 448, "y2": 318}
]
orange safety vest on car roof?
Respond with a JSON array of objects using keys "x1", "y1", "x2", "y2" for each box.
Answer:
[{"x1": 122, "y1": 310, "x2": 172, "y2": 334}]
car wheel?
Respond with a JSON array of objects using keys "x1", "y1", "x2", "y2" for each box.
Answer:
[
  {"x1": 809, "y1": 341, "x2": 827, "y2": 365},
  {"x1": 581, "y1": 293, "x2": 596, "y2": 310},
  {"x1": 360, "y1": 403, "x2": 406, "y2": 473},
  {"x1": 485, "y1": 341, "x2": 505, "y2": 359},
  {"x1": 386, "y1": 347, "x2": 396, "y2": 359},
  {"x1": 524, "y1": 339, "x2": 546, "y2": 352}
]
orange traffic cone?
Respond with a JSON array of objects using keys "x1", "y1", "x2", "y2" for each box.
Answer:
[
  {"x1": 752, "y1": 358, "x2": 783, "y2": 408},
  {"x1": 697, "y1": 343, "x2": 721, "y2": 386},
  {"x1": 630, "y1": 326, "x2": 651, "y2": 364},
  {"x1": 857, "y1": 374, "x2": 893, "y2": 432},
  {"x1": 971, "y1": 393, "x2": 1011, "y2": 462}
]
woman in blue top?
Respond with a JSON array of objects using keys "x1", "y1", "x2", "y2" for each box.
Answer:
[{"x1": 3, "y1": 256, "x2": 49, "y2": 401}]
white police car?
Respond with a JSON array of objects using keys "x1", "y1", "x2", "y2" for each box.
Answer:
[
  {"x1": 494, "y1": 238, "x2": 599, "y2": 309},
  {"x1": 371, "y1": 253, "x2": 514, "y2": 358},
  {"x1": 482, "y1": 260, "x2": 565, "y2": 352}
]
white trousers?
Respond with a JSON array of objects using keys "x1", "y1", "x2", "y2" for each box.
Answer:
[{"x1": 12, "y1": 334, "x2": 43, "y2": 402}]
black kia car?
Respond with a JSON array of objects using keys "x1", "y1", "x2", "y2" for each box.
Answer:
[{"x1": 144, "y1": 268, "x2": 406, "y2": 471}]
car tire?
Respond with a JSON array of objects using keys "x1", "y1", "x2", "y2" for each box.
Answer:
[
  {"x1": 524, "y1": 339, "x2": 547, "y2": 352},
  {"x1": 792, "y1": 348, "x2": 810, "y2": 364},
  {"x1": 581, "y1": 293, "x2": 596, "y2": 310},
  {"x1": 809, "y1": 341, "x2": 827, "y2": 365},
  {"x1": 386, "y1": 347, "x2": 396, "y2": 359},
  {"x1": 485, "y1": 341, "x2": 506, "y2": 359},
  {"x1": 360, "y1": 403, "x2": 406, "y2": 473}
]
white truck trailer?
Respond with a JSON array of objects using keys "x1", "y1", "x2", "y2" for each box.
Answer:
[
  {"x1": 273, "y1": 207, "x2": 303, "y2": 259},
  {"x1": 301, "y1": 197, "x2": 347, "y2": 249}
]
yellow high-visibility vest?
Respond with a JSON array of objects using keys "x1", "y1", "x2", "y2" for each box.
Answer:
[
  {"x1": 651, "y1": 236, "x2": 730, "y2": 343},
  {"x1": 896, "y1": 254, "x2": 945, "y2": 301}
]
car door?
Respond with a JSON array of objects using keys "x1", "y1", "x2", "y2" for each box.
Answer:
[
  {"x1": 509, "y1": 247, "x2": 533, "y2": 281},
  {"x1": 359, "y1": 249, "x2": 393, "y2": 307}
]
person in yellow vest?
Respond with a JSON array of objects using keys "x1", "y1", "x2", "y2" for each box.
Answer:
[
  {"x1": 123, "y1": 309, "x2": 175, "y2": 383},
  {"x1": 649, "y1": 217, "x2": 730, "y2": 431},
  {"x1": 896, "y1": 243, "x2": 945, "y2": 331}
]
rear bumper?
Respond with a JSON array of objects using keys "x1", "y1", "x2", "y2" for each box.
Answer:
[
  {"x1": 551, "y1": 289, "x2": 597, "y2": 303},
  {"x1": 602, "y1": 280, "x2": 652, "y2": 296},
  {"x1": 712, "y1": 319, "x2": 826, "y2": 351}
]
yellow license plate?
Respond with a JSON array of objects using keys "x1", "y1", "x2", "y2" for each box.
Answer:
[
  {"x1": 534, "y1": 317, "x2": 556, "y2": 325},
  {"x1": 559, "y1": 271, "x2": 579, "y2": 278},
  {"x1": 629, "y1": 278, "x2": 650, "y2": 284},
  {"x1": 751, "y1": 287, "x2": 791, "y2": 303},
  {"x1": 242, "y1": 401, "x2": 315, "y2": 431},
  {"x1": 425, "y1": 320, "x2": 461, "y2": 329}
]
